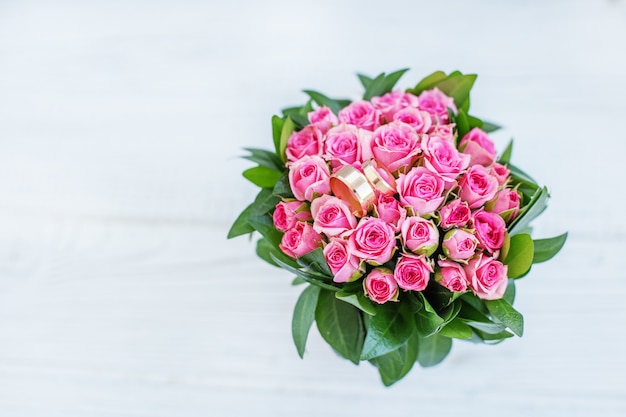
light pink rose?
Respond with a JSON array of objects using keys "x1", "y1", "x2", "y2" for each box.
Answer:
[
  {"x1": 422, "y1": 135, "x2": 470, "y2": 184},
  {"x1": 288, "y1": 155, "x2": 331, "y2": 201},
  {"x1": 490, "y1": 162, "x2": 510, "y2": 186},
  {"x1": 338, "y1": 100, "x2": 382, "y2": 131},
  {"x1": 459, "y1": 128, "x2": 497, "y2": 167},
  {"x1": 323, "y1": 124, "x2": 365, "y2": 169},
  {"x1": 436, "y1": 259, "x2": 469, "y2": 293},
  {"x1": 347, "y1": 217, "x2": 397, "y2": 265},
  {"x1": 428, "y1": 123, "x2": 456, "y2": 142},
  {"x1": 364, "y1": 121, "x2": 421, "y2": 173},
  {"x1": 442, "y1": 229, "x2": 478, "y2": 261},
  {"x1": 400, "y1": 216, "x2": 439, "y2": 256},
  {"x1": 417, "y1": 88, "x2": 457, "y2": 124},
  {"x1": 272, "y1": 201, "x2": 311, "y2": 232},
  {"x1": 372, "y1": 91, "x2": 419, "y2": 122},
  {"x1": 473, "y1": 210, "x2": 506, "y2": 253},
  {"x1": 438, "y1": 199, "x2": 471, "y2": 230},
  {"x1": 308, "y1": 106, "x2": 338, "y2": 133},
  {"x1": 487, "y1": 188, "x2": 521, "y2": 221},
  {"x1": 375, "y1": 194, "x2": 407, "y2": 231},
  {"x1": 286, "y1": 124, "x2": 324, "y2": 162},
  {"x1": 397, "y1": 167, "x2": 446, "y2": 216},
  {"x1": 363, "y1": 268, "x2": 399, "y2": 304},
  {"x1": 323, "y1": 238, "x2": 363, "y2": 283},
  {"x1": 279, "y1": 221, "x2": 323, "y2": 258},
  {"x1": 459, "y1": 165, "x2": 499, "y2": 209},
  {"x1": 311, "y1": 194, "x2": 357, "y2": 237},
  {"x1": 464, "y1": 253, "x2": 508, "y2": 300},
  {"x1": 392, "y1": 108, "x2": 432, "y2": 133},
  {"x1": 393, "y1": 253, "x2": 433, "y2": 291}
]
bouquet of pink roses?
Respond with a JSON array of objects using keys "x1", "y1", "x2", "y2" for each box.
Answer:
[{"x1": 228, "y1": 69, "x2": 566, "y2": 386}]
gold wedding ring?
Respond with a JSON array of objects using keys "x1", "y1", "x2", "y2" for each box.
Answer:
[
  {"x1": 330, "y1": 165, "x2": 376, "y2": 217},
  {"x1": 362, "y1": 160, "x2": 396, "y2": 195}
]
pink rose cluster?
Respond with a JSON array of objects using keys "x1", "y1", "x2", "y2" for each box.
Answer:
[{"x1": 274, "y1": 88, "x2": 522, "y2": 303}]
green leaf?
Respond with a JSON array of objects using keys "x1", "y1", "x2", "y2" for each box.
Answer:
[
  {"x1": 370, "y1": 333, "x2": 419, "y2": 386},
  {"x1": 242, "y1": 147, "x2": 284, "y2": 171},
  {"x1": 463, "y1": 319, "x2": 507, "y2": 334},
  {"x1": 270, "y1": 254, "x2": 340, "y2": 292},
  {"x1": 360, "y1": 303, "x2": 413, "y2": 360},
  {"x1": 432, "y1": 74, "x2": 477, "y2": 110},
  {"x1": 438, "y1": 318, "x2": 473, "y2": 339},
  {"x1": 256, "y1": 237, "x2": 299, "y2": 268},
  {"x1": 250, "y1": 187, "x2": 280, "y2": 217},
  {"x1": 227, "y1": 204, "x2": 254, "y2": 239},
  {"x1": 362, "y1": 69, "x2": 410, "y2": 100},
  {"x1": 467, "y1": 115, "x2": 484, "y2": 130},
  {"x1": 297, "y1": 248, "x2": 333, "y2": 277},
  {"x1": 498, "y1": 139, "x2": 513, "y2": 165},
  {"x1": 504, "y1": 233, "x2": 534, "y2": 278},
  {"x1": 533, "y1": 232, "x2": 568, "y2": 263},
  {"x1": 272, "y1": 171, "x2": 295, "y2": 199},
  {"x1": 292, "y1": 285, "x2": 321, "y2": 358},
  {"x1": 417, "y1": 334, "x2": 452, "y2": 367},
  {"x1": 503, "y1": 279, "x2": 516, "y2": 305},
  {"x1": 357, "y1": 73, "x2": 374, "y2": 90},
  {"x1": 248, "y1": 213, "x2": 282, "y2": 247},
  {"x1": 408, "y1": 70, "x2": 448, "y2": 95},
  {"x1": 509, "y1": 186, "x2": 550, "y2": 235},
  {"x1": 414, "y1": 293, "x2": 445, "y2": 337},
  {"x1": 471, "y1": 328, "x2": 515, "y2": 343},
  {"x1": 242, "y1": 166, "x2": 283, "y2": 188},
  {"x1": 485, "y1": 298, "x2": 524, "y2": 337},
  {"x1": 278, "y1": 117, "x2": 295, "y2": 163},
  {"x1": 335, "y1": 290, "x2": 377, "y2": 316},
  {"x1": 272, "y1": 115, "x2": 284, "y2": 157},
  {"x1": 303, "y1": 90, "x2": 351, "y2": 116},
  {"x1": 456, "y1": 109, "x2": 470, "y2": 139},
  {"x1": 292, "y1": 277, "x2": 306, "y2": 285},
  {"x1": 481, "y1": 120, "x2": 501, "y2": 133},
  {"x1": 315, "y1": 289, "x2": 365, "y2": 364}
]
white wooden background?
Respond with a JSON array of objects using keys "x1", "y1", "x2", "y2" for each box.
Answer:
[{"x1": 0, "y1": 0, "x2": 625, "y2": 416}]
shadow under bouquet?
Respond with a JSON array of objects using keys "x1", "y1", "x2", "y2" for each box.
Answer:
[{"x1": 228, "y1": 69, "x2": 566, "y2": 386}]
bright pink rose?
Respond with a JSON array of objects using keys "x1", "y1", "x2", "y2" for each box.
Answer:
[
  {"x1": 279, "y1": 221, "x2": 322, "y2": 258},
  {"x1": 397, "y1": 167, "x2": 446, "y2": 216},
  {"x1": 323, "y1": 238, "x2": 363, "y2": 283},
  {"x1": 459, "y1": 165, "x2": 499, "y2": 209},
  {"x1": 490, "y1": 162, "x2": 510, "y2": 186},
  {"x1": 428, "y1": 123, "x2": 456, "y2": 142},
  {"x1": 417, "y1": 88, "x2": 457, "y2": 124},
  {"x1": 338, "y1": 100, "x2": 382, "y2": 131},
  {"x1": 436, "y1": 259, "x2": 469, "y2": 293},
  {"x1": 372, "y1": 91, "x2": 419, "y2": 122},
  {"x1": 438, "y1": 199, "x2": 471, "y2": 230},
  {"x1": 375, "y1": 194, "x2": 407, "y2": 231},
  {"x1": 465, "y1": 253, "x2": 508, "y2": 300},
  {"x1": 392, "y1": 108, "x2": 432, "y2": 133},
  {"x1": 442, "y1": 229, "x2": 478, "y2": 261},
  {"x1": 365, "y1": 121, "x2": 421, "y2": 173},
  {"x1": 288, "y1": 155, "x2": 331, "y2": 201},
  {"x1": 473, "y1": 210, "x2": 506, "y2": 253},
  {"x1": 273, "y1": 201, "x2": 311, "y2": 232},
  {"x1": 393, "y1": 253, "x2": 433, "y2": 291},
  {"x1": 363, "y1": 268, "x2": 399, "y2": 304},
  {"x1": 488, "y1": 188, "x2": 521, "y2": 221},
  {"x1": 347, "y1": 217, "x2": 397, "y2": 265},
  {"x1": 323, "y1": 124, "x2": 365, "y2": 169},
  {"x1": 400, "y1": 216, "x2": 439, "y2": 256},
  {"x1": 311, "y1": 194, "x2": 357, "y2": 237},
  {"x1": 286, "y1": 124, "x2": 324, "y2": 162},
  {"x1": 422, "y1": 135, "x2": 470, "y2": 184},
  {"x1": 308, "y1": 106, "x2": 338, "y2": 133},
  {"x1": 459, "y1": 128, "x2": 497, "y2": 167}
]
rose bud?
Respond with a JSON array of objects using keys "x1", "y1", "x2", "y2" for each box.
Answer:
[{"x1": 363, "y1": 268, "x2": 399, "y2": 304}]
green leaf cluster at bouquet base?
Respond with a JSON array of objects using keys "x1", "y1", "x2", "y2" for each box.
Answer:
[{"x1": 228, "y1": 69, "x2": 567, "y2": 386}]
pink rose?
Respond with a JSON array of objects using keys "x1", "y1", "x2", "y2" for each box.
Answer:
[
  {"x1": 363, "y1": 268, "x2": 399, "y2": 304},
  {"x1": 436, "y1": 259, "x2": 469, "y2": 293},
  {"x1": 428, "y1": 123, "x2": 456, "y2": 142},
  {"x1": 422, "y1": 135, "x2": 470, "y2": 184},
  {"x1": 337, "y1": 100, "x2": 382, "y2": 131},
  {"x1": 272, "y1": 201, "x2": 311, "y2": 232},
  {"x1": 459, "y1": 128, "x2": 497, "y2": 167},
  {"x1": 286, "y1": 124, "x2": 324, "y2": 162},
  {"x1": 397, "y1": 167, "x2": 446, "y2": 216},
  {"x1": 347, "y1": 217, "x2": 397, "y2": 265},
  {"x1": 308, "y1": 106, "x2": 338, "y2": 133},
  {"x1": 393, "y1": 253, "x2": 433, "y2": 291},
  {"x1": 311, "y1": 194, "x2": 357, "y2": 237},
  {"x1": 372, "y1": 91, "x2": 419, "y2": 121},
  {"x1": 375, "y1": 194, "x2": 407, "y2": 231},
  {"x1": 438, "y1": 199, "x2": 471, "y2": 230},
  {"x1": 288, "y1": 155, "x2": 331, "y2": 201},
  {"x1": 392, "y1": 108, "x2": 432, "y2": 133},
  {"x1": 400, "y1": 216, "x2": 439, "y2": 256},
  {"x1": 417, "y1": 88, "x2": 457, "y2": 124},
  {"x1": 323, "y1": 124, "x2": 365, "y2": 169},
  {"x1": 323, "y1": 238, "x2": 363, "y2": 283},
  {"x1": 459, "y1": 165, "x2": 499, "y2": 209},
  {"x1": 473, "y1": 210, "x2": 506, "y2": 253},
  {"x1": 442, "y1": 229, "x2": 478, "y2": 261},
  {"x1": 364, "y1": 121, "x2": 421, "y2": 173},
  {"x1": 490, "y1": 163, "x2": 510, "y2": 186},
  {"x1": 279, "y1": 221, "x2": 323, "y2": 258},
  {"x1": 487, "y1": 188, "x2": 521, "y2": 221},
  {"x1": 465, "y1": 253, "x2": 508, "y2": 300}
]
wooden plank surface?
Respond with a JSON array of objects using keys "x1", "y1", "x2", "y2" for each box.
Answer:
[{"x1": 0, "y1": 1, "x2": 625, "y2": 416}]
